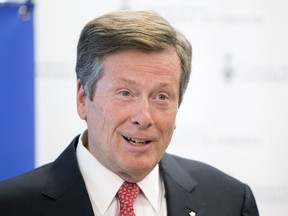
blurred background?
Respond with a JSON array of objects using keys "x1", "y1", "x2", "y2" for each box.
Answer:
[{"x1": 0, "y1": 0, "x2": 287, "y2": 215}]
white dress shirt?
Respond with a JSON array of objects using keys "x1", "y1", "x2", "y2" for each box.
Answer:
[{"x1": 76, "y1": 132, "x2": 167, "y2": 216}]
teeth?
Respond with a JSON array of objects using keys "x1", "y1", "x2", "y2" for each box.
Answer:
[
  {"x1": 124, "y1": 136, "x2": 150, "y2": 144},
  {"x1": 130, "y1": 138, "x2": 147, "y2": 144}
]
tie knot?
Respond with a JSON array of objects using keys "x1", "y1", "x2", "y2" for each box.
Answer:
[{"x1": 118, "y1": 181, "x2": 140, "y2": 216}]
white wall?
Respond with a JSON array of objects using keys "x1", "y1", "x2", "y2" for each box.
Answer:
[{"x1": 34, "y1": 0, "x2": 288, "y2": 215}]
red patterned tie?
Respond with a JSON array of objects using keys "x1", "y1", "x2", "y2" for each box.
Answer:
[{"x1": 118, "y1": 181, "x2": 140, "y2": 216}]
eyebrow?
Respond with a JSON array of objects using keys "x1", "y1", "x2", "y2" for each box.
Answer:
[
  {"x1": 119, "y1": 78, "x2": 137, "y2": 85},
  {"x1": 119, "y1": 78, "x2": 173, "y2": 88}
]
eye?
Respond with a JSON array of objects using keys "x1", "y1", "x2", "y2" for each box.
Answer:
[
  {"x1": 157, "y1": 93, "x2": 169, "y2": 101},
  {"x1": 119, "y1": 90, "x2": 131, "y2": 97},
  {"x1": 116, "y1": 90, "x2": 134, "y2": 101}
]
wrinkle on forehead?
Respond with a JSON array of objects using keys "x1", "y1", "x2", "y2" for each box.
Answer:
[{"x1": 103, "y1": 49, "x2": 181, "y2": 76}]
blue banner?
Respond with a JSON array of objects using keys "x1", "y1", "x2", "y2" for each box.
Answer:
[{"x1": 0, "y1": 3, "x2": 35, "y2": 181}]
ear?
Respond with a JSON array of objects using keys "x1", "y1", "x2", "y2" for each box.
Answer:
[{"x1": 77, "y1": 79, "x2": 87, "y2": 120}]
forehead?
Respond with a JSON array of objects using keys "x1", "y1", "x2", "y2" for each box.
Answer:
[{"x1": 102, "y1": 49, "x2": 181, "y2": 79}]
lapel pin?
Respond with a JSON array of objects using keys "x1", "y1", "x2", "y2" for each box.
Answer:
[{"x1": 189, "y1": 211, "x2": 196, "y2": 216}]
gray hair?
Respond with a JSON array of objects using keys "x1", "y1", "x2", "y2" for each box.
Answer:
[{"x1": 76, "y1": 10, "x2": 192, "y2": 105}]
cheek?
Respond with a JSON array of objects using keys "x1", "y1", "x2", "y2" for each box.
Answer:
[
  {"x1": 163, "y1": 124, "x2": 176, "y2": 142},
  {"x1": 86, "y1": 100, "x2": 109, "y2": 133},
  {"x1": 157, "y1": 112, "x2": 177, "y2": 140},
  {"x1": 94, "y1": 103, "x2": 126, "y2": 135}
]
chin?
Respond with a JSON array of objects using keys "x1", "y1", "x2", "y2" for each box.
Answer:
[{"x1": 122, "y1": 160, "x2": 156, "y2": 176}]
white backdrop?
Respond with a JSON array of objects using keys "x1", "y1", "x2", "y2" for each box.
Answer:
[{"x1": 34, "y1": 0, "x2": 288, "y2": 215}]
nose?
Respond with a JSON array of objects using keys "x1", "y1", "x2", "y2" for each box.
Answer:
[{"x1": 131, "y1": 98, "x2": 153, "y2": 129}]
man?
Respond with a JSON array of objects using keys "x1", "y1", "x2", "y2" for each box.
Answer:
[{"x1": 0, "y1": 11, "x2": 259, "y2": 216}]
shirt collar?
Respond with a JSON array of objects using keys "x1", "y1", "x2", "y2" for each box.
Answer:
[
  {"x1": 76, "y1": 131, "x2": 123, "y2": 214},
  {"x1": 137, "y1": 163, "x2": 161, "y2": 212},
  {"x1": 76, "y1": 131, "x2": 162, "y2": 214}
]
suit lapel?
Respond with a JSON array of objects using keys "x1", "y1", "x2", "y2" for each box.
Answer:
[
  {"x1": 41, "y1": 136, "x2": 94, "y2": 216},
  {"x1": 160, "y1": 153, "x2": 207, "y2": 216}
]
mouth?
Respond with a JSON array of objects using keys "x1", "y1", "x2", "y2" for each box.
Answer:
[{"x1": 122, "y1": 135, "x2": 151, "y2": 145}]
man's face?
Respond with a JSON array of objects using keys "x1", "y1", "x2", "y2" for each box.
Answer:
[{"x1": 77, "y1": 49, "x2": 181, "y2": 182}]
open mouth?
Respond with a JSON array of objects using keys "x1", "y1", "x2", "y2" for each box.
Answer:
[{"x1": 122, "y1": 136, "x2": 151, "y2": 145}]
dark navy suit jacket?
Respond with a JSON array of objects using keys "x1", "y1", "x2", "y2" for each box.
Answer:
[{"x1": 0, "y1": 135, "x2": 259, "y2": 216}]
